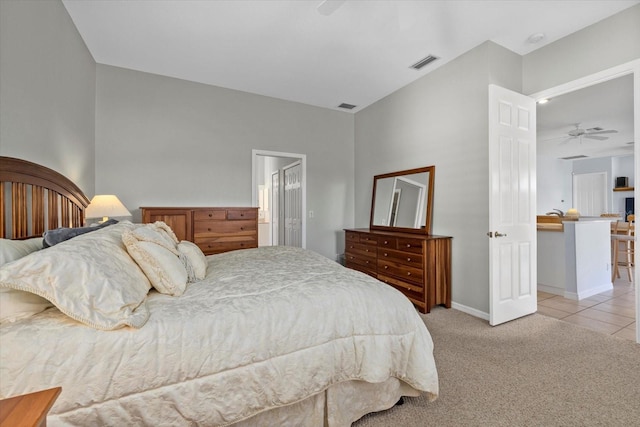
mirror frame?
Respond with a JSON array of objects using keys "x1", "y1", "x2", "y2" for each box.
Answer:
[{"x1": 369, "y1": 165, "x2": 435, "y2": 235}]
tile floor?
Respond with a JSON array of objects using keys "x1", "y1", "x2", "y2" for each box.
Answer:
[{"x1": 537, "y1": 276, "x2": 637, "y2": 342}]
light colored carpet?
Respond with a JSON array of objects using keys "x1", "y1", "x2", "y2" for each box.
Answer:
[{"x1": 355, "y1": 308, "x2": 639, "y2": 427}]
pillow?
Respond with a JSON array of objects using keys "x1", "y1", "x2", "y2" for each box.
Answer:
[
  {"x1": 178, "y1": 240, "x2": 207, "y2": 281},
  {"x1": 0, "y1": 237, "x2": 53, "y2": 323},
  {"x1": 122, "y1": 222, "x2": 188, "y2": 296},
  {"x1": 43, "y1": 218, "x2": 118, "y2": 248},
  {"x1": 0, "y1": 237, "x2": 44, "y2": 266},
  {"x1": 0, "y1": 221, "x2": 151, "y2": 330}
]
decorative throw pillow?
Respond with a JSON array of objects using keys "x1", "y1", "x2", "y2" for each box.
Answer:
[
  {"x1": 177, "y1": 240, "x2": 207, "y2": 281},
  {"x1": 0, "y1": 237, "x2": 52, "y2": 323},
  {"x1": 122, "y1": 222, "x2": 188, "y2": 296},
  {"x1": 43, "y1": 218, "x2": 118, "y2": 248},
  {"x1": 0, "y1": 221, "x2": 151, "y2": 330}
]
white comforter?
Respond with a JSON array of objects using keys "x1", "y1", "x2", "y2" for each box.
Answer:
[{"x1": 0, "y1": 246, "x2": 438, "y2": 426}]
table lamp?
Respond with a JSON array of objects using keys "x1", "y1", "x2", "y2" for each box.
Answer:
[{"x1": 85, "y1": 195, "x2": 131, "y2": 223}]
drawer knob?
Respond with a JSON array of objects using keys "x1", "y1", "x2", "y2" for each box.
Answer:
[
  {"x1": 407, "y1": 272, "x2": 411, "y2": 276},
  {"x1": 366, "y1": 261, "x2": 369, "y2": 264},
  {"x1": 208, "y1": 228, "x2": 212, "y2": 231},
  {"x1": 240, "y1": 227, "x2": 244, "y2": 230},
  {"x1": 384, "y1": 240, "x2": 388, "y2": 244},
  {"x1": 240, "y1": 243, "x2": 244, "y2": 246},
  {"x1": 406, "y1": 244, "x2": 411, "y2": 248},
  {"x1": 384, "y1": 253, "x2": 388, "y2": 257},
  {"x1": 240, "y1": 213, "x2": 244, "y2": 217},
  {"x1": 384, "y1": 266, "x2": 388, "y2": 269},
  {"x1": 209, "y1": 213, "x2": 213, "y2": 217},
  {"x1": 407, "y1": 257, "x2": 411, "y2": 262}
]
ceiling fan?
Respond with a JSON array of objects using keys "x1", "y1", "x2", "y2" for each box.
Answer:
[
  {"x1": 543, "y1": 123, "x2": 618, "y2": 144},
  {"x1": 564, "y1": 124, "x2": 618, "y2": 142}
]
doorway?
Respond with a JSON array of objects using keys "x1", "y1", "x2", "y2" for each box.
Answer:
[
  {"x1": 252, "y1": 150, "x2": 307, "y2": 248},
  {"x1": 531, "y1": 59, "x2": 640, "y2": 343}
]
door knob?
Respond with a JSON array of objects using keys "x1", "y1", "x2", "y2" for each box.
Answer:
[{"x1": 495, "y1": 231, "x2": 507, "y2": 237}]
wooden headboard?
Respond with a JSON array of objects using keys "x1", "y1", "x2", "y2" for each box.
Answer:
[{"x1": 0, "y1": 156, "x2": 90, "y2": 239}]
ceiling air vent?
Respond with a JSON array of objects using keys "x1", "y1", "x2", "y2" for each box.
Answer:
[
  {"x1": 338, "y1": 103, "x2": 357, "y2": 110},
  {"x1": 561, "y1": 155, "x2": 588, "y2": 160},
  {"x1": 410, "y1": 55, "x2": 439, "y2": 70}
]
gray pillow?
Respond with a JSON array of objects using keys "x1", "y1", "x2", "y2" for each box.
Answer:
[{"x1": 43, "y1": 219, "x2": 119, "y2": 248}]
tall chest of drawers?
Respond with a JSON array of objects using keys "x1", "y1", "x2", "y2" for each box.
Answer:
[
  {"x1": 345, "y1": 228, "x2": 451, "y2": 313},
  {"x1": 141, "y1": 207, "x2": 258, "y2": 255}
]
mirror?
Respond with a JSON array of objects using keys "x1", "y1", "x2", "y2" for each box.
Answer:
[{"x1": 370, "y1": 166, "x2": 435, "y2": 234}]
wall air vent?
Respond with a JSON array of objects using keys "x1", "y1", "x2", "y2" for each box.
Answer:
[
  {"x1": 410, "y1": 55, "x2": 439, "y2": 70},
  {"x1": 338, "y1": 103, "x2": 357, "y2": 110},
  {"x1": 560, "y1": 155, "x2": 588, "y2": 160}
]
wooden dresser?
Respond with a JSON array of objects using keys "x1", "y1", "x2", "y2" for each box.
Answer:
[
  {"x1": 141, "y1": 207, "x2": 258, "y2": 255},
  {"x1": 344, "y1": 228, "x2": 452, "y2": 313}
]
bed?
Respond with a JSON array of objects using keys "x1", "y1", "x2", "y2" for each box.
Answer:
[{"x1": 0, "y1": 156, "x2": 438, "y2": 426}]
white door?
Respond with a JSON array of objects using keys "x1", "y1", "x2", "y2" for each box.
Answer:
[
  {"x1": 573, "y1": 172, "x2": 607, "y2": 216},
  {"x1": 283, "y1": 161, "x2": 302, "y2": 247},
  {"x1": 271, "y1": 170, "x2": 279, "y2": 246},
  {"x1": 488, "y1": 84, "x2": 537, "y2": 326}
]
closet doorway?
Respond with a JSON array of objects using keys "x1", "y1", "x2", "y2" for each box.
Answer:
[{"x1": 252, "y1": 150, "x2": 306, "y2": 248}]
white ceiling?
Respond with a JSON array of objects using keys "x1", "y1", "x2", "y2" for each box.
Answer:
[
  {"x1": 538, "y1": 74, "x2": 635, "y2": 160},
  {"x1": 62, "y1": 0, "x2": 638, "y2": 114}
]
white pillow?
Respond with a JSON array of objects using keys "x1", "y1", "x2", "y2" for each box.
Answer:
[
  {"x1": 178, "y1": 240, "x2": 207, "y2": 281},
  {"x1": 0, "y1": 237, "x2": 44, "y2": 266},
  {"x1": 0, "y1": 221, "x2": 151, "y2": 330},
  {"x1": 0, "y1": 237, "x2": 53, "y2": 323},
  {"x1": 122, "y1": 223, "x2": 188, "y2": 296}
]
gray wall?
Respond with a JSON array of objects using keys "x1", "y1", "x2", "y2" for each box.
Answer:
[
  {"x1": 95, "y1": 65, "x2": 354, "y2": 260},
  {"x1": 354, "y1": 4, "x2": 639, "y2": 316},
  {"x1": 355, "y1": 42, "x2": 522, "y2": 314},
  {"x1": 0, "y1": 0, "x2": 96, "y2": 196},
  {"x1": 523, "y1": 4, "x2": 640, "y2": 95}
]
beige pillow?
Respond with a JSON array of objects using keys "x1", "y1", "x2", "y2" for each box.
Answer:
[
  {"x1": 0, "y1": 237, "x2": 53, "y2": 323},
  {"x1": 123, "y1": 223, "x2": 187, "y2": 296},
  {"x1": 0, "y1": 221, "x2": 151, "y2": 330},
  {"x1": 178, "y1": 240, "x2": 207, "y2": 281},
  {"x1": 1, "y1": 237, "x2": 45, "y2": 266}
]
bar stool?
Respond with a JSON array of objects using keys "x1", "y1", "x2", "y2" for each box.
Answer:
[{"x1": 611, "y1": 215, "x2": 634, "y2": 282}]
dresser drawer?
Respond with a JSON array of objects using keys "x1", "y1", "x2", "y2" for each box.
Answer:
[
  {"x1": 346, "y1": 231, "x2": 377, "y2": 246},
  {"x1": 377, "y1": 237, "x2": 397, "y2": 249},
  {"x1": 346, "y1": 242, "x2": 377, "y2": 259},
  {"x1": 378, "y1": 248, "x2": 423, "y2": 268},
  {"x1": 377, "y1": 259, "x2": 424, "y2": 286},
  {"x1": 345, "y1": 252, "x2": 377, "y2": 271},
  {"x1": 227, "y1": 209, "x2": 257, "y2": 220},
  {"x1": 397, "y1": 237, "x2": 424, "y2": 254},
  {"x1": 194, "y1": 210, "x2": 226, "y2": 221},
  {"x1": 378, "y1": 274, "x2": 426, "y2": 310},
  {"x1": 195, "y1": 236, "x2": 257, "y2": 254},
  {"x1": 194, "y1": 219, "x2": 256, "y2": 236}
]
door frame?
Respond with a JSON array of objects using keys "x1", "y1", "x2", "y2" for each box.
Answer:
[
  {"x1": 252, "y1": 149, "x2": 307, "y2": 249},
  {"x1": 529, "y1": 59, "x2": 640, "y2": 343}
]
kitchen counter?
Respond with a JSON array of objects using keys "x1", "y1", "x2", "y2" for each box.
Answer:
[{"x1": 537, "y1": 218, "x2": 612, "y2": 300}]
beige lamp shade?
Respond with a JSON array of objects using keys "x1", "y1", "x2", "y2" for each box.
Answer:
[{"x1": 85, "y1": 195, "x2": 131, "y2": 222}]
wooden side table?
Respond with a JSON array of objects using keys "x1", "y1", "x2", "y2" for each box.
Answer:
[{"x1": 0, "y1": 387, "x2": 61, "y2": 427}]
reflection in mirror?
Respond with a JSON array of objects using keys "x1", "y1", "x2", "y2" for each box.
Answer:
[{"x1": 370, "y1": 166, "x2": 435, "y2": 234}]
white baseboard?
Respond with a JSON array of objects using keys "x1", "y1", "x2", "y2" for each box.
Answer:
[
  {"x1": 537, "y1": 284, "x2": 564, "y2": 296},
  {"x1": 451, "y1": 301, "x2": 489, "y2": 321},
  {"x1": 564, "y1": 283, "x2": 614, "y2": 301}
]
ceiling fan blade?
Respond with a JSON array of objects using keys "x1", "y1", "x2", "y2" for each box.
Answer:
[
  {"x1": 558, "y1": 137, "x2": 575, "y2": 145},
  {"x1": 584, "y1": 135, "x2": 608, "y2": 141},
  {"x1": 587, "y1": 130, "x2": 618, "y2": 135}
]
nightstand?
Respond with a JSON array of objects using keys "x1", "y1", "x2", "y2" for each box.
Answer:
[{"x1": 0, "y1": 387, "x2": 61, "y2": 427}]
